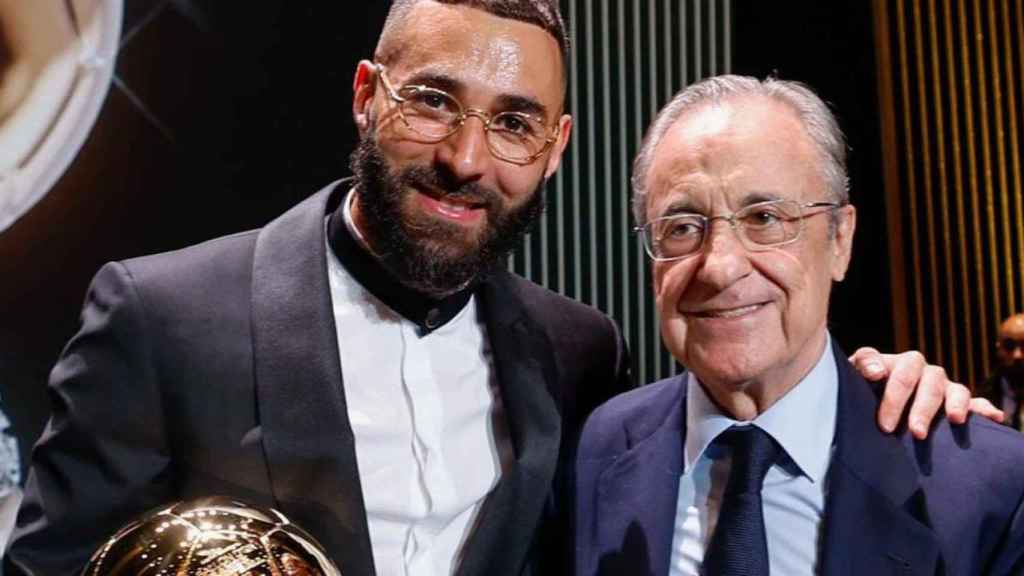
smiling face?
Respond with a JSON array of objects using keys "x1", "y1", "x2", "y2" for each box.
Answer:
[
  {"x1": 645, "y1": 96, "x2": 855, "y2": 417},
  {"x1": 349, "y1": 1, "x2": 572, "y2": 295}
]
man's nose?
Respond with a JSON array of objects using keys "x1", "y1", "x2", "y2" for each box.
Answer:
[
  {"x1": 435, "y1": 117, "x2": 491, "y2": 183},
  {"x1": 694, "y1": 222, "x2": 752, "y2": 289}
]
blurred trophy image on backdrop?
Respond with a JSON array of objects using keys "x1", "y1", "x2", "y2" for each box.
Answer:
[
  {"x1": 83, "y1": 497, "x2": 341, "y2": 576},
  {"x1": 0, "y1": 0, "x2": 120, "y2": 234}
]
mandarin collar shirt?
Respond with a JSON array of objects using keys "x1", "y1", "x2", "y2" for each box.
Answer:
[
  {"x1": 324, "y1": 189, "x2": 512, "y2": 576},
  {"x1": 669, "y1": 336, "x2": 839, "y2": 575}
]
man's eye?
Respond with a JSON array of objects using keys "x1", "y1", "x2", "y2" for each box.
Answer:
[
  {"x1": 663, "y1": 221, "x2": 702, "y2": 238},
  {"x1": 745, "y1": 210, "x2": 782, "y2": 226},
  {"x1": 407, "y1": 90, "x2": 455, "y2": 113},
  {"x1": 494, "y1": 114, "x2": 537, "y2": 136}
]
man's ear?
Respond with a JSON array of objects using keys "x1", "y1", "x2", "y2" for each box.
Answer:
[
  {"x1": 830, "y1": 204, "x2": 857, "y2": 282},
  {"x1": 353, "y1": 60, "x2": 377, "y2": 137},
  {"x1": 543, "y1": 114, "x2": 573, "y2": 179}
]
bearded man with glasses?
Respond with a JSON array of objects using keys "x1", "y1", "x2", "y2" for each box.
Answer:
[
  {"x1": 576, "y1": 76, "x2": 1024, "y2": 576},
  {"x1": 5, "y1": 2, "x2": 1001, "y2": 575}
]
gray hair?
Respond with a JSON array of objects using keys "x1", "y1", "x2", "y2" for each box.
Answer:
[{"x1": 631, "y1": 75, "x2": 850, "y2": 226}]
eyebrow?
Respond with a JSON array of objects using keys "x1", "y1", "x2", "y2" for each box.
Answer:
[
  {"x1": 401, "y1": 72, "x2": 550, "y2": 119},
  {"x1": 496, "y1": 94, "x2": 550, "y2": 120},
  {"x1": 404, "y1": 72, "x2": 462, "y2": 94},
  {"x1": 657, "y1": 200, "x2": 704, "y2": 218},
  {"x1": 653, "y1": 191, "x2": 788, "y2": 219},
  {"x1": 741, "y1": 191, "x2": 786, "y2": 206}
]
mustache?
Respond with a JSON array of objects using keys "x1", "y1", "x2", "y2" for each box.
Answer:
[{"x1": 397, "y1": 165, "x2": 501, "y2": 212}]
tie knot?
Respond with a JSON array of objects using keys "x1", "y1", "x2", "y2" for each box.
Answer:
[{"x1": 718, "y1": 426, "x2": 782, "y2": 495}]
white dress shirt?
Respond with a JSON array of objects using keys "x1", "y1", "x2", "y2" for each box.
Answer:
[
  {"x1": 323, "y1": 192, "x2": 512, "y2": 576},
  {"x1": 669, "y1": 336, "x2": 839, "y2": 575}
]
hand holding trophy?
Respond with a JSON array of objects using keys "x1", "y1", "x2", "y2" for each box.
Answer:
[{"x1": 83, "y1": 497, "x2": 341, "y2": 575}]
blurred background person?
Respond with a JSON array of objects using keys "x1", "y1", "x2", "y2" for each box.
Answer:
[{"x1": 980, "y1": 313, "x2": 1024, "y2": 431}]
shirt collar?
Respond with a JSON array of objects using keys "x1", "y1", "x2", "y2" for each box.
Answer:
[
  {"x1": 684, "y1": 334, "x2": 839, "y2": 483},
  {"x1": 327, "y1": 188, "x2": 475, "y2": 334}
]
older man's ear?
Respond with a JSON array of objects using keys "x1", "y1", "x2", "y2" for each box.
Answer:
[{"x1": 830, "y1": 205, "x2": 856, "y2": 282}]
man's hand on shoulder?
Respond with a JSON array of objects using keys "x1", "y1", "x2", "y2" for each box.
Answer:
[{"x1": 850, "y1": 347, "x2": 1005, "y2": 439}]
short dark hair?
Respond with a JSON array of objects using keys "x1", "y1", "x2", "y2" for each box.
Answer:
[{"x1": 380, "y1": 0, "x2": 569, "y2": 81}]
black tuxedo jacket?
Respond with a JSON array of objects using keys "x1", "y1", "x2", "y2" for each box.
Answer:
[{"x1": 6, "y1": 183, "x2": 631, "y2": 575}]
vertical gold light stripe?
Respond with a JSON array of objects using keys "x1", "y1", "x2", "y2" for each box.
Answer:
[
  {"x1": 912, "y1": 0, "x2": 945, "y2": 360},
  {"x1": 897, "y1": 0, "x2": 928, "y2": 351},
  {"x1": 942, "y1": 0, "x2": 979, "y2": 382},
  {"x1": 987, "y1": 0, "x2": 1017, "y2": 312},
  {"x1": 1002, "y1": 0, "x2": 1024, "y2": 310},
  {"x1": 874, "y1": 0, "x2": 912, "y2": 351},
  {"x1": 1017, "y1": 0, "x2": 1024, "y2": 296},
  {"x1": 958, "y1": 0, "x2": 993, "y2": 371},
  {"x1": 927, "y1": 0, "x2": 960, "y2": 375},
  {"x1": 972, "y1": 0, "x2": 1004, "y2": 332}
]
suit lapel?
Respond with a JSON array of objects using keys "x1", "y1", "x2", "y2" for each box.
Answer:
[
  {"x1": 455, "y1": 271, "x2": 562, "y2": 576},
  {"x1": 251, "y1": 182, "x2": 375, "y2": 575},
  {"x1": 819, "y1": 343, "x2": 941, "y2": 576},
  {"x1": 592, "y1": 377, "x2": 685, "y2": 576}
]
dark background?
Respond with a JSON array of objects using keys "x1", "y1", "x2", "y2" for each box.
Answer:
[{"x1": 0, "y1": 2, "x2": 893, "y2": 472}]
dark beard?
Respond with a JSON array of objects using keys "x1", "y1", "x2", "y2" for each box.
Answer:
[
  {"x1": 1000, "y1": 362, "x2": 1024, "y2": 391},
  {"x1": 349, "y1": 135, "x2": 545, "y2": 296}
]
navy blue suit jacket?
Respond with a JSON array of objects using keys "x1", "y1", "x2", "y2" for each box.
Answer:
[{"x1": 576, "y1": 342, "x2": 1024, "y2": 575}]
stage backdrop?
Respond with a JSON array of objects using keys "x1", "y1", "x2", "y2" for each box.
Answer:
[{"x1": 875, "y1": 0, "x2": 1024, "y2": 386}]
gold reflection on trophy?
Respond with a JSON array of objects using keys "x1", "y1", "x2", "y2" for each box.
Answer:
[{"x1": 83, "y1": 497, "x2": 341, "y2": 576}]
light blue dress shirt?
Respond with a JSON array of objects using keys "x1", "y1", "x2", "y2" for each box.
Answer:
[{"x1": 669, "y1": 336, "x2": 839, "y2": 575}]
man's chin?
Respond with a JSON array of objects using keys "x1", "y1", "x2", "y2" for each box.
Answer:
[
  {"x1": 405, "y1": 216, "x2": 487, "y2": 256},
  {"x1": 415, "y1": 236, "x2": 484, "y2": 265}
]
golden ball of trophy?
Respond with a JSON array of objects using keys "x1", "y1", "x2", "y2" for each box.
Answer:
[{"x1": 82, "y1": 497, "x2": 341, "y2": 576}]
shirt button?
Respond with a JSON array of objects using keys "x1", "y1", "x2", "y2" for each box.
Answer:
[{"x1": 424, "y1": 308, "x2": 441, "y2": 329}]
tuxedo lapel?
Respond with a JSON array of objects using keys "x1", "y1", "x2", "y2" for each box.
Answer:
[
  {"x1": 250, "y1": 182, "x2": 375, "y2": 575},
  {"x1": 455, "y1": 271, "x2": 563, "y2": 576},
  {"x1": 591, "y1": 377, "x2": 685, "y2": 576},
  {"x1": 819, "y1": 343, "x2": 940, "y2": 576}
]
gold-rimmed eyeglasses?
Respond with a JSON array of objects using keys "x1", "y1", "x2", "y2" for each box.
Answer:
[
  {"x1": 373, "y1": 63, "x2": 560, "y2": 166},
  {"x1": 636, "y1": 199, "x2": 842, "y2": 262}
]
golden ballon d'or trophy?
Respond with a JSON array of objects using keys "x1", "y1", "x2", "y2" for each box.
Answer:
[{"x1": 82, "y1": 497, "x2": 342, "y2": 576}]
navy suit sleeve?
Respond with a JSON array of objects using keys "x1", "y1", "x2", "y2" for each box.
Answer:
[
  {"x1": 985, "y1": 486, "x2": 1024, "y2": 575},
  {"x1": 574, "y1": 400, "x2": 624, "y2": 576},
  {"x1": 5, "y1": 262, "x2": 173, "y2": 576}
]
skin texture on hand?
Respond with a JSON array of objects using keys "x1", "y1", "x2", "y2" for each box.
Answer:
[{"x1": 849, "y1": 347, "x2": 1005, "y2": 439}]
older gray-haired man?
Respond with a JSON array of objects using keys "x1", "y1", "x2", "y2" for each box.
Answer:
[{"x1": 576, "y1": 75, "x2": 1024, "y2": 575}]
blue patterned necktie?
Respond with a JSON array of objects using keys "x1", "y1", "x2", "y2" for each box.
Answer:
[{"x1": 702, "y1": 425, "x2": 782, "y2": 576}]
